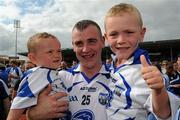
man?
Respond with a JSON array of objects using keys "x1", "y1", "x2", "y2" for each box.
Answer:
[{"x1": 27, "y1": 20, "x2": 112, "y2": 120}]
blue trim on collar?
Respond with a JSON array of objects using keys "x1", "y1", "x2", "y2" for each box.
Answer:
[
  {"x1": 67, "y1": 64, "x2": 111, "y2": 83},
  {"x1": 81, "y1": 72, "x2": 100, "y2": 84},
  {"x1": 132, "y1": 48, "x2": 151, "y2": 65},
  {"x1": 112, "y1": 48, "x2": 151, "y2": 72}
]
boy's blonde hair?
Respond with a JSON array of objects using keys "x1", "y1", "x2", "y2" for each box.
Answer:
[
  {"x1": 105, "y1": 3, "x2": 143, "y2": 27},
  {"x1": 27, "y1": 32, "x2": 57, "y2": 53}
]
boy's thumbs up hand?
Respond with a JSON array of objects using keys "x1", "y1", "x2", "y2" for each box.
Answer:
[
  {"x1": 140, "y1": 55, "x2": 164, "y2": 90},
  {"x1": 140, "y1": 54, "x2": 150, "y2": 67}
]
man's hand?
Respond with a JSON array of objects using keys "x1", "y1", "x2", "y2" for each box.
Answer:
[{"x1": 27, "y1": 85, "x2": 68, "y2": 120}]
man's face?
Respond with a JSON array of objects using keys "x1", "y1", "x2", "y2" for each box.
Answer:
[
  {"x1": 72, "y1": 25, "x2": 104, "y2": 69},
  {"x1": 105, "y1": 13, "x2": 146, "y2": 64}
]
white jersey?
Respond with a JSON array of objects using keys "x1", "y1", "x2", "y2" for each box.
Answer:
[
  {"x1": 11, "y1": 67, "x2": 66, "y2": 109},
  {"x1": 107, "y1": 48, "x2": 180, "y2": 120},
  {"x1": 59, "y1": 64, "x2": 113, "y2": 120}
]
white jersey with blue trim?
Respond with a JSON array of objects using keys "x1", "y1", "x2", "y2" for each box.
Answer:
[
  {"x1": 11, "y1": 67, "x2": 66, "y2": 109},
  {"x1": 107, "y1": 48, "x2": 180, "y2": 120},
  {"x1": 107, "y1": 48, "x2": 151, "y2": 120},
  {"x1": 59, "y1": 64, "x2": 113, "y2": 120}
]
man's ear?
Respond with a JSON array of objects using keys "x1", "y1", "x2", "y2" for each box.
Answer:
[
  {"x1": 103, "y1": 33, "x2": 109, "y2": 46},
  {"x1": 28, "y1": 53, "x2": 36, "y2": 65},
  {"x1": 101, "y1": 36, "x2": 105, "y2": 47},
  {"x1": 72, "y1": 42, "x2": 75, "y2": 52},
  {"x1": 104, "y1": 33, "x2": 108, "y2": 41}
]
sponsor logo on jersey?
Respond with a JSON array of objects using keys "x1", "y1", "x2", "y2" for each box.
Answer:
[
  {"x1": 72, "y1": 109, "x2": 95, "y2": 120},
  {"x1": 112, "y1": 78, "x2": 118, "y2": 83},
  {"x1": 98, "y1": 92, "x2": 109, "y2": 106},
  {"x1": 69, "y1": 95, "x2": 78, "y2": 102},
  {"x1": 80, "y1": 87, "x2": 96, "y2": 92},
  {"x1": 113, "y1": 85, "x2": 125, "y2": 97}
]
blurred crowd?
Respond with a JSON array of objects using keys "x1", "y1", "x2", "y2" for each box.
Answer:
[
  {"x1": 0, "y1": 55, "x2": 179, "y2": 120},
  {"x1": 152, "y1": 56, "x2": 180, "y2": 96}
]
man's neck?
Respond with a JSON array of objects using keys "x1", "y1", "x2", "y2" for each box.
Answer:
[{"x1": 80, "y1": 63, "x2": 102, "y2": 79}]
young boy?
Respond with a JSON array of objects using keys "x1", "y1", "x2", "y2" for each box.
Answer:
[
  {"x1": 7, "y1": 32, "x2": 67, "y2": 120},
  {"x1": 104, "y1": 3, "x2": 178, "y2": 120}
]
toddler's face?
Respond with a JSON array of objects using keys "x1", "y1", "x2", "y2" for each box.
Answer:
[
  {"x1": 34, "y1": 38, "x2": 62, "y2": 69},
  {"x1": 105, "y1": 13, "x2": 146, "y2": 64}
]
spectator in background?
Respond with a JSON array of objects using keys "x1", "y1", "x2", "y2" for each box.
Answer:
[
  {"x1": 5, "y1": 63, "x2": 12, "y2": 75},
  {"x1": 166, "y1": 62, "x2": 180, "y2": 96},
  {"x1": 8, "y1": 60, "x2": 22, "y2": 89},
  {"x1": 161, "y1": 60, "x2": 168, "y2": 74},
  {"x1": 0, "y1": 79, "x2": 11, "y2": 120},
  {"x1": 8, "y1": 60, "x2": 23, "y2": 99},
  {"x1": 173, "y1": 62, "x2": 178, "y2": 72},
  {"x1": 0, "y1": 63, "x2": 9, "y2": 86},
  {"x1": 177, "y1": 55, "x2": 180, "y2": 74}
]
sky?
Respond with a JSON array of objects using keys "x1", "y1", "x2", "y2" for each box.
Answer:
[{"x1": 0, "y1": 0, "x2": 180, "y2": 58}]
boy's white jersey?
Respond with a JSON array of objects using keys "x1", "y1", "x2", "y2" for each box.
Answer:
[
  {"x1": 107, "y1": 49, "x2": 151, "y2": 120},
  {"x1": 11, "y1": 67, "x2": 66, "y2": 109},
  {"x1": 107, "y1": 48, "x2": 180, "y2": 120},
  {"x1": 59, "y1": 64, "x2": 113, "y2": 120}
]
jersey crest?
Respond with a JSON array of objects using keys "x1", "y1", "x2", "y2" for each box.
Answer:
[{"x1": 72, "y1": 109, "x2": 95, "y2": 120}]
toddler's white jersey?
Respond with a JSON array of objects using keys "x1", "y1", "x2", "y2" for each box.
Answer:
[
  {"x1": 107, "y1": 48, "x2": 180, "y2": 120},
  {"x1": 11, "y1": 67, "x2": 66, "y2": 109},
  {"x1": 59, "y1": 64, "x2": 113, "y2": 120}
]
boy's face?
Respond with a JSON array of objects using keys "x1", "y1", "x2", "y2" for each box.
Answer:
[
  {"x1": 105, "y1": 13, "x2": 146, "y2": 62},
  {"x1": 72, "y1": 25, "x2": 104, "y2": 69},
  {"x1": 29, "y1": 38, "x2": 62, "y2": 69}
]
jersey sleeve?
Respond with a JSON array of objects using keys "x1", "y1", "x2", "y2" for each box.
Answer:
[
  {"x1": 11, "y1": 68, "x2": 50, "y2": 109},
  {"x1": 145, "y1": 91, "x2": 180, "y2": 120}
]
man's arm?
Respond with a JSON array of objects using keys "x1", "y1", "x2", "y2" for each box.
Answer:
[{"x1": 27, "y1": 85, "x2": 68, "y2": 120}]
